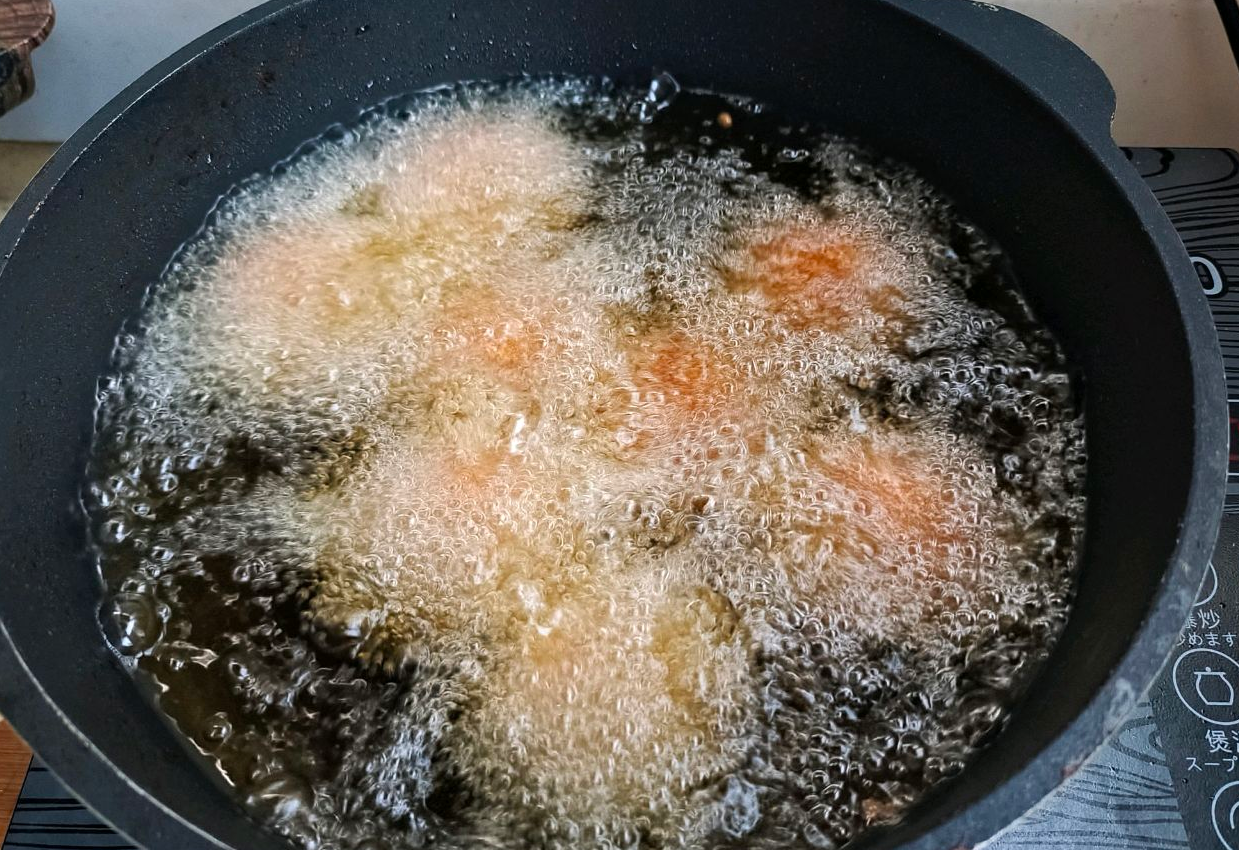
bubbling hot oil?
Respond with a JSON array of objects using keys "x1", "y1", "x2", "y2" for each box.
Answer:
[{"x1": 88, "y1": 77, "x2": 1085, "y2": 850}]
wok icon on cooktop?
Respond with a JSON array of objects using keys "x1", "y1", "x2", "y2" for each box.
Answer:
[
  {"x1": 1213, "y1": 780, "x2": 1239, "y2": 850},
  {"x1": 1197, "y1": 561, "x2": 1220, "y2": 607}
]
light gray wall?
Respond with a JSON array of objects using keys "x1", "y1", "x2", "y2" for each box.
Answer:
[{"x1": 0, "y1": 0, "x2": 265, "y2": 142}]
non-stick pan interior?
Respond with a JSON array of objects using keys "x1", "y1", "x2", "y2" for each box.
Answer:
[{"x1": 0, "y1": 2, "x2": 1222, "y2": 849}]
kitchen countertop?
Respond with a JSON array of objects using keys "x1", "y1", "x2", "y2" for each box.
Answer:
[
  {"x1": 0, "y1": 721, "x2": 30, "y2": 846},
  {"x1": 0, "y1": 139, "x2": 55, "y2": 217}
]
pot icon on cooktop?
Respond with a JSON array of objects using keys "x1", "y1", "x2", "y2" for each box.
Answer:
[
  {"x1": 1173, "y1": 649, "x2": 1239, "y2": 725},
  {"x1": 1198, "y1": 668, "x2": 1237, "y2": 707}
]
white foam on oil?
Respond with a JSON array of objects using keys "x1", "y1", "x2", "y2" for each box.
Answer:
[{"x1": 90, "y1": 79, "x2": 1085, "y2": 850}]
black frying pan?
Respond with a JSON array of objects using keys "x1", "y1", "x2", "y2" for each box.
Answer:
[{"x1": 0, "y1": 1, "x2": 1226, "y2": 849}]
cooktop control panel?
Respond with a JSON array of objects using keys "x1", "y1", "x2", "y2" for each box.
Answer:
[
  {"x1": 4, "y1": 147, "x2": 1239, "y2": 850},
  {"x1": 1150, "y1": 520, "x2": 1239, "y2": 850}
]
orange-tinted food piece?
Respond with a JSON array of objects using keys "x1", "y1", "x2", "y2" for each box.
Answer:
[
  {"x1": 640, "y1": 330, "x2": 737, "y2": 415},
  {"x1": 453, "y1": 579, "x2": 753, "y2": 827},
  {"x1": 815, "y1": 436, "x2": 961, "y2": 550},
  {"x1": 617, "y1": 328, "x2": 779, "y2": 461},
  {"x1": 724, "y1": 224, "x2": 904, "y2": 332},
  {"x1": 442, "y1": 445, "x2": 508, "y2": 495},
  {"x1": 745, "y1": 227, "x2": 863, "y2": 295},
  {"x1": 435, "y1": 292, "x2": 558, "y2": 390},
  {"x1": 380, "y1": 110, "x2": 590, "y2": 239},
  {"x1": 215, "y1": 223, "x2": 412, "y2": 333},
  {"x1": 614, "y1": 329, "x2": 749, "y2": 459}
]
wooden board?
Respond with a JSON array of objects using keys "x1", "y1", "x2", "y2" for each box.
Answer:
[
  {"x1": 0, "y1": 0, "x2": 54, "y2": 115},
  {"x1": 0, "y1": 718, "x2": 31, "y2": 845}
]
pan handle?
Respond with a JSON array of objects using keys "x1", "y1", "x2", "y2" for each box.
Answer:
[{"x1": 890, "y1": 0, "x2": 1118, "y2": 144}]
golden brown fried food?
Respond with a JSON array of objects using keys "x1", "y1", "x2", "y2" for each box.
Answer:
[
  {"x1": 194, "y1": 106, "x2": 592, "y2": 400},
  {"x1": 721, "y1": 215, "x2": 908, "y2": 335},
  {"x1": 445, "y1": 573, "x2": 755, "y2": 839}
]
